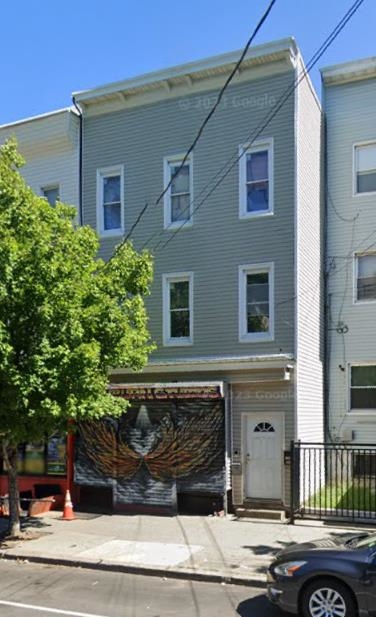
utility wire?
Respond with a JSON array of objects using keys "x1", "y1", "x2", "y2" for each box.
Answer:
[
  {"x1": 153, "y1": 0, "x2": 365, "y2": 253},
  {"x1": 118, "y1": 0, "x2": 277, "y2": 247},
  {"x1": 153, "y1": 0, "x2": 277, "y2": 209},
  {"x1": 149, "y1": 0, "x2": 364, "y2": 252}
]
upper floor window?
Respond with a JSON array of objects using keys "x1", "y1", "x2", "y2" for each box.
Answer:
[
  {"x1": 350, "y1": 365, "x2": 376, "y2": 411},
  {"x1": 239, "y1": 138, "x2": 273, "y2": 218},
  {"x1": 163, "y1": 155, "x2": 193, "y2": 229},
  {"x1": 355, "y1": 254, "x2": 376, "y2": 302},
  {"x1": 96, "y1": 166, "x2": 124, "y2": 236},
  {"x1": 239, "y1": 263, "x2": 274, "y2": 342},
  {"x1": 354, "y1": 142, "x2": 376, "y2": 194},
  {"x1": 42, "y1": 185, "x2": 60, "y2": 207},
  {"x1": 163, "y1": 273, "x2": 193, "y2": 346}
]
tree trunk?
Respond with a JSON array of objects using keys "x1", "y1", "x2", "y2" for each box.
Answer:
[{"x1": 2, "y1": 443, "x2": 20, "y2": 536}]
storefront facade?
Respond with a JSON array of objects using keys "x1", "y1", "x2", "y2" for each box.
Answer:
[
  {"x1": 0, "y1": 434, "x2": 73, "y2": 506},
  {"x1": 74, "y1": 382, "x2": 228, "y2": 515},
  {"x1": 70, "y1": 354, "x2": 295, "y2": 516}
]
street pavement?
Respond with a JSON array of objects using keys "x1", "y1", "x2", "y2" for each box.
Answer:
[
  {"x1": 0, "y1": 561, "x2": 279, "y2": 617},
  {"x1": 0, "y1": 510, "x2": 375, "y2": 587}
]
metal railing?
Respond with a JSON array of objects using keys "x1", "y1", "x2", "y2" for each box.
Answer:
[{"x1": 290, "y1": 441, "x2": 376, "y2": 524}]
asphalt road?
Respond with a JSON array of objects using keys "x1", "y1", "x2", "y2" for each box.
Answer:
[{"x1": 0, "y1": 561, "x2": 286, "y2": 617}]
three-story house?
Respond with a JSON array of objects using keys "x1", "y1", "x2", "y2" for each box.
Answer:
[{"x1": 72, "y1": 37, "x2": 323, "y2": 516}]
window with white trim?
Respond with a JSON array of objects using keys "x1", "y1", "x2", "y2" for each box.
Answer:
[
  {"x1": 96, "y1": 167, "x2": 124, "y2": 236},
  {"x1": 42, "y1": 185, "x2": 60, "y2": 207},
  {"x1": 163, "y1": 273, "x2": 193, "y2": 346},
  {"x1": 350, "y1": 365, "x2": 376, "y2": 410},
  {"x1": 163, "y1": 155, "x2": 192, "y2": 229},
  {"x1": 354, "y1": 143, "x2": 376, "y2": 194},
  {"x1": 239, "y1": 139, "x2": 273, "y2": 218},
  {"x1": 239, "y1": 263, "x2": 274, "y2": 342},
  {"x1": 355, "y1": 254, "x2": 376, "y2": 302}
]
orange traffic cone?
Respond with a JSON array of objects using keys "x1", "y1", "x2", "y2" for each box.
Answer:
[{"x1": 61, "y1": 490, "x2": 75, "y2": 521}]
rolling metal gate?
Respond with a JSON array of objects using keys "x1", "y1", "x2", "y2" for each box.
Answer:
[{"x1": 290, "y1": 442, "x2": 376, "y2": 524}]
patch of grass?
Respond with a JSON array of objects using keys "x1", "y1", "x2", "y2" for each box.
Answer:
[{"x1": 306, "y1": 481, "x2": 376, "y2": 512}]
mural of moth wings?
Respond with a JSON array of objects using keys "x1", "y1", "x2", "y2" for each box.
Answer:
[
  {"x1": 144, "y1": 403, "x2": 224, "y2": 481},
  {"x1": 78, "y1": 403, "x2": 224, "y2": 482},
  {"x1": 78, "y1": 420, "x2": 142, "y2": 479}
]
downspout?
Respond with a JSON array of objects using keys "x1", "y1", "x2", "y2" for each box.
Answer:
[{"x1": 72, "y1": 96, "x2": 83, "y2": 226}]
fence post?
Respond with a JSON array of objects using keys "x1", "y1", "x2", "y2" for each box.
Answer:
[{"x1": 289, "y1": 440, "x2": 295, "y2": 525}]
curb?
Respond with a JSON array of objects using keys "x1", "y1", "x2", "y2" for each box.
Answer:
[{"x1": 0, "y1": 552, "x2": 267, "y2": 588}]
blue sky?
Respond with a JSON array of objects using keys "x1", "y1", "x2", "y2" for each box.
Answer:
[{"x1": 1, "y1": 0, "x2": 373, "y2": 125}]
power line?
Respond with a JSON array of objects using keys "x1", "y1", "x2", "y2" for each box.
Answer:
[
  {"x1": 153, "y1": 0, "x2": 365, "y2": 253},
  {"x1": 119, "y1": 0, "x2": 277, "y2": 246},
  {"x1": 327, "y1": 189, "x2": 359, "y2": 224},
  {"x1": 153, "y1": 0, "x2": 277, "y2": 209}
]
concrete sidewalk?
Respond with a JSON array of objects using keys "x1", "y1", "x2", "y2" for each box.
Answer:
[{"x1": 0, "y1": 511, "x2": 374, "y2": 586}]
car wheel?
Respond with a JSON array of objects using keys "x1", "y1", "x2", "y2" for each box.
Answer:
[{"x1": 301, "y1": 578, "x2": 357, "y2": 617}]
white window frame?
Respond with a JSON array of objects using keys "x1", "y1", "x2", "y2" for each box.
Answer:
[
  {"x1": 163, "y1": 154, "x2": 193, "y2": 230},
  {"x1": 41, "y1": 183, "x2": 61, "y2": 206},
  {"x1": 162, "y1": 272, "x2": 193, "y2": 346},
  {"x1": 239, "y1": 138, "x2": 274, "y2": 219},
  {"x1": 353, "y1": 252, "x2": 376, "y2": 304},
  {"x1": 353, "y1": 140, "x2": 376, "y2": 197},
  {"x1": 239, "y1": 262, "x2": 274, "y2": 342},
  {"x1": 348, "y1": 363, "x2": 376, "y2": 413},
  {"x1": 96, "y1": 166, "x2": 124, "y2": 237}
]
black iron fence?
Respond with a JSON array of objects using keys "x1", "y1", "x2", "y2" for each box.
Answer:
[{"x1": 290, "y1": 441, "x2": 376, "y2": 524}]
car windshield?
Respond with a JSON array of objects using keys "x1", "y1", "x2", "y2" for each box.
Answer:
[{"x1": 349, "y1": 533, "x2": 376, "y2": 549}]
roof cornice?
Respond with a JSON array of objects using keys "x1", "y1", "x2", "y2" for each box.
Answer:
[
  {"x1": 73, "y1": 37, "x2": 298, "y2": 107},
  {"x1": 321, "y1": 56, "x2": 376, "y2": 85},
  {"x1": 0, "y1": 107, "x2": 78, "y2": 131}
]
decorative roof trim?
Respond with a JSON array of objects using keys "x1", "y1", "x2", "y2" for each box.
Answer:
[
  {"x1": 74, "y1": 38, "x2": 298, "y2": 105},
  {"x1": 321, "y1": 57, "x2": 376, "y2": 85}
]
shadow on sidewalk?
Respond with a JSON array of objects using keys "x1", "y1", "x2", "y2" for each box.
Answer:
[
  {"x1": 0, "y1": 515, "x2": 52, "y2": 543},
  {"x1": 237, "y1": 594, "x2": 288, "y2": 616}
]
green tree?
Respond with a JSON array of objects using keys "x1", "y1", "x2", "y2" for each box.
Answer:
[{"x1": 0, "y1": 140, "x2": 154, "y2": 535}]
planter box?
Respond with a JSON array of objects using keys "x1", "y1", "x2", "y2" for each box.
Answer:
[{"x1": 28, "y1": 497, "x2": 55, "y2": 517}]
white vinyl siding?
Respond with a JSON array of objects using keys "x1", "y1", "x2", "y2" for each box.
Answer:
[
  {"x1": 295, "y1": 59, "x2": 323, "y2": 443},
  {"x1": 354, "y1": 142, "x2": 376, "y2": 195},
  {"x1": 239, "y1": 138, "x2": 273, "y2": 218},
  {"x1": 163, "y1": 154, "x2": 193, "y2": 229},
  {"x1": 163, "y1": 272, "x2": 193, "y2": 346},
  {"x1": 96, "y1": 166, "x2": 124, "y2": 237},
  {"x1": 239, "y1": 263, "x2": 274, "y2": 342}
]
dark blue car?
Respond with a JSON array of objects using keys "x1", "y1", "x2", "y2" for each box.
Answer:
[{"x1": 267, "y1": 532, "x2": 376, "y2": 616}]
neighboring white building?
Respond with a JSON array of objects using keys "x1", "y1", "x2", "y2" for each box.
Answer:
[
  {"x1": 0, "y1": 108, "x2": 80, "y2": 214},
  {"x1": 322, "y1": 58, "x2": 376, "y2": 443}
]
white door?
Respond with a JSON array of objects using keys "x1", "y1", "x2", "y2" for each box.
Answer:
[{"x1": 245, "y1": 413, "x2": 283, "y2": 499}]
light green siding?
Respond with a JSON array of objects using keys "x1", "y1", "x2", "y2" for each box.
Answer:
[{"x1": 82, "y1": 72, "x2": 296, "y2": 361}]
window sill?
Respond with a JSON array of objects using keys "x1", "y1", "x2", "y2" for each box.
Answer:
[
  {"x1": 99, "y1": 229, "x2": 124, "y2": 238},
  {"x1": 353, "y1": 299, "x2": 376, "y2": 305},
  {"x1": 353, "y1": 191, "x2": 376, "y2": 198},
  {"x1": 239, "y1": 334, "x2": 274, "y2": 343},
  {"x1": 239, "y1": 210, "x2": 274, "y2": 220},
  {"x1": 163, "y1": 338, "x2": 193, "y2": 347},
  {"x1": 164, "y1": 221, "x2": 193, "y2": 231}
]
